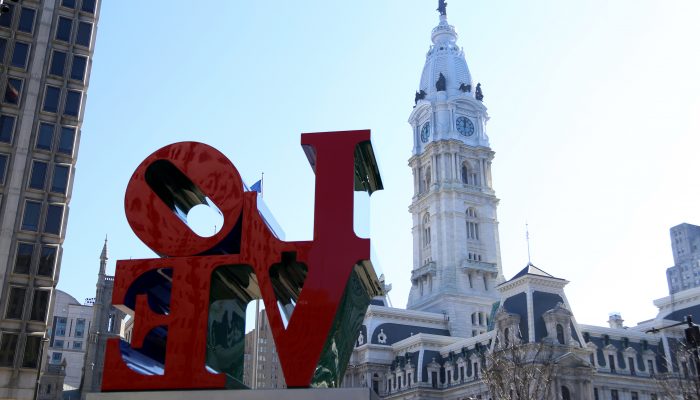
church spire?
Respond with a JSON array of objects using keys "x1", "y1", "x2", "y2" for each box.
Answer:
[{"x1": 99, "y1": 235, "x2": 108, "y2": 275}]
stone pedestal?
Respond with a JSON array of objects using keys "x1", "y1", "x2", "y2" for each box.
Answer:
[{"x1": 87, "y1": 388, "x2": 379, "y2": 400}]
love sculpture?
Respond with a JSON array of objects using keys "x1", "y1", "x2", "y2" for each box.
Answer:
[{"x1": 102, "y1": 130, "x2": 383, "y2": 391}]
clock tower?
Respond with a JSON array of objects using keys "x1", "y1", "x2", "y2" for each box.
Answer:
[{"x1": 406, "y1": 5, "x2": 504, "y2": 338}]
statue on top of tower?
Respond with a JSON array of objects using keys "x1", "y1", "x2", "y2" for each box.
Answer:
[
  {"x1": 475, "y1": 83, "x2": 484, "y2": 101},
  {"x1": 436, "y1": 73, "x2": 446, "y2": 92},
  {"x1": 437, "y1": 0, "x2": 447, "y2": 16},
  {"x1": 414, "y1": 89, "x2": 427, "y2": 105}
]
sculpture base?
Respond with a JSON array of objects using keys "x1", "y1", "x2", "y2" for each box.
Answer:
[{"x1": 88, "y1": 388, "x2": 379, "y2": 400}]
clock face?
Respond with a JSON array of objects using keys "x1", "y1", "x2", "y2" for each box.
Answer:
[
  {"x1": 420, "y1": 122, "x2": 431, "y2": 143},
  {"x1": 456, "y1": 116, "x2": 475, "y2": 136}
]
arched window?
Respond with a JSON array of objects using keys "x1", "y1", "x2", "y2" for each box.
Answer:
[
  {"x1": 504, "y1": 328, "x2": 510, "y2": 347},
  {"x1": 556, "y1": 324, "x2": 565, "y2": 344},
  {"x1": 561, "y1": 386, "x2": 571, "y2": 400},
  {"x1": 422, "y1": 213, "x2": 431, "y2": 247},
  {"x1": 461, "y1": 164, "x2": 469, "y2": 184}
]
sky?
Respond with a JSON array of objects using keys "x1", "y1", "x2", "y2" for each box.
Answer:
[{"x1": 58, "y1": 1, "x2": 700, "y2": 328}]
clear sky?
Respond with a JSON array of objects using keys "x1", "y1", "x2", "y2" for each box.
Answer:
[{"x1": 58, "y1": 1, "x2": 700, "y2": 328}]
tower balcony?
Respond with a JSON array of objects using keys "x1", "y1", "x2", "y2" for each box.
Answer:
[
  {"x1": 411, "y1": 262, "x2": 437, "y2": 283},
  {"x1": 461, "y1": 259, "x2": 498, "y2": 274}
]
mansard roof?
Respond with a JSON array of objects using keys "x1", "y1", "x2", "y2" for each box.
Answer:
[{"x1": 508, "y1": 262, "x2": 564, "y2": 282}]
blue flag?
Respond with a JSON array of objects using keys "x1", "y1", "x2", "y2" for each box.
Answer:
[{"x1": 250, "y1": 179, "x2": 262, "y2": 194}]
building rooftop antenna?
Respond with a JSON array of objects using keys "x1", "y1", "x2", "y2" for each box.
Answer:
[{"x1": 526, "y1": 222, "x2": 532, "y2": 264}]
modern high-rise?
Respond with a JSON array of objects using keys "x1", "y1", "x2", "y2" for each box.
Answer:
[
  {"x1": 0, "y1": 1, "x2": 100, "y2": 398},
  {"x1": 242, "y1": 310, "x2": 285, "y2": 390},
  {"x1": 666, "y1": 223, "x2": 700, "y2": 294}
]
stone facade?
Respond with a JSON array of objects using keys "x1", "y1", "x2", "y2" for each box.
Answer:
[
  {"x1": 0, "y1": 1, "x2": 101, "y2": 398},
  {"x1": 406, "y1": 11, "x2": 502, "y2": 340},
  {"x1": 80, "y1": 240, "x2": 126, "y2": 400},
  {"x1": 341, "y1": 5, "x2": 700, "y2": 400}
]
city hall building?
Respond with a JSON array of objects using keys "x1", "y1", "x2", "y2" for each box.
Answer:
[{"x1": 338, "y1": 5, "x2": 700, "y2": 400}]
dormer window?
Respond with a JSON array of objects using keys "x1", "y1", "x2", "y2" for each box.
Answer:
[{"x1": 556, "y1": 324, "x2": 565, "y2": 344}]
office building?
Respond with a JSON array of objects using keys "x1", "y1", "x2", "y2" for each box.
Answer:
[
  {"x1": 0, "y1": 1, "x2": 100, "y2": 398},
  {"x1": 666, "y1": 223, "x2": 700, "y2": 294}
]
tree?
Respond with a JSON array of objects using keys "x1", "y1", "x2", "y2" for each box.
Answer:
[
  {"x1": 481, "y1": 337, "x2": 557, "y2": 400},
  {"x1": 656, "y1": 342, "x2": 700, "y2": 400}
]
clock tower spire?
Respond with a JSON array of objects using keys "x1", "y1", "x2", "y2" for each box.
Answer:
[{"x1": 406, "y1": 6, "x2": 504, "y2": 338}]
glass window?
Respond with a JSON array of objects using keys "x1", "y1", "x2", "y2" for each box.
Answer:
[
  {"x1": 13, "y1": 242, "x2": 33, "y2": 274},
  {"x1": 74, "y1": 319, "x2": 85, "y2": 337},
  {"x1": 0, "y1": 4, "x2": 13, "y2": 27},
  {"x1": 72, "y1": 341, "x2": 82, "y2": 349},
  {"x1": 70, "y1": 55, "x2": 87, "y2": 81},
  {"x1": 4, "y1": 77, "x2": 22, "y2": 104},
  {"x1": 21, "y1": 335, "x2": 41, "y2": 368},
  {"x1": 64, "y1": 90, "x2": 81, "y2": 116},
  {"x1": 28, "y1": 160, "x2": 47, "y2": 190},
  {"x1": 81, "y1": 0, "x2": 96, "y2": 13},
  {"x1": 0, "y1": 38, "x2": 7, "y2": 64},
  {"x1": 49, "y1": 50, "x2": 66, "y2": 77},
  {"x1": 51, "y1": 339, "x2": 63, "y2": 349},
  {"x1": 55, "y1": 17, "x2": 72, "y2": 42},
  {"x1": 51, "y1": 351, "x2": 62, "y2": 364},
  {"x1": 61, "y1": 0, "x2": 76, "y2": 8},
  {"x1": 21, "y1": 200, "x2": 41, "y2": 231},
  {"x1": 0, "y1": 153, "x2": 7, "y2": 185},
  {"x1": 54, "y1": 317, "x2": 66, "y2": 336},
  {"x1": 36, "y1": 123, "x2": 54, "y2": 150},
  {"x1": 30, "y1": 289, "x2": 50, "y2": 321},
  {"x1": 75, "y1": 21, "x2": 92, "y2": 47},
  {"x1": 58, "y1": 127, "x2": 75, "y2": 155},
  {"x1": 51, "y1": 165, "x2": 69, "y2": 194},
  {"x1": 43, "y1": 86, "x2": 60, "y2": 113},
  {"x1": 10, "y1": 42, "x2": 29, "y2": 69},
  {"x1": 0, "y1": 114, "x2": 14, "y2": 142},
  {"x1": 37, "y1": 246, "x2": 57, "y2": 277},
  {"x1": 44, "y1": 204, "x2": 63, "y2": 235},
  {"x1": 6, "y1": 287, "x2": 26, "y2": 319},
  {"x1": 0, "y1": 333, "x2": 18, "y2": 366},
  {"x1": 17, "y1": 8, "x2": 35, "y2": 33}
]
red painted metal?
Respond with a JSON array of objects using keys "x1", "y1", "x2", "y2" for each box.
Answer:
[{"x1": 103, "y1": 130, "x2": 374, "y2": 391}]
